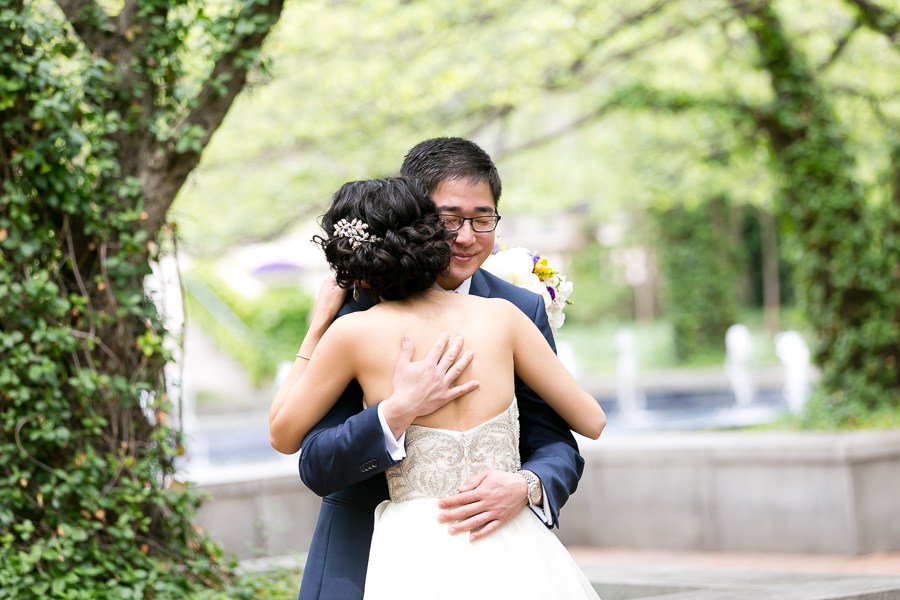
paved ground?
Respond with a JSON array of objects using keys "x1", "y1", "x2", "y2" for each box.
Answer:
[
  {"x1": 568, "y1": 547, "x2": 900, "y2": 576},
  {"x1": 240, "y1": 548, "x2": 900, "y2": 599},
  {"x1": 568, "y1": 548, "x2": 900, "y2": 599}
]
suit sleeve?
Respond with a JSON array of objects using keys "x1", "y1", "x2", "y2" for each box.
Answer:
[
  {"x1": 298, "y1": 383, "x2": 402, "y2": 497},
  {"x1": 517, "y1": 294, "x2": 585, "y2": 529},
  {"x1": 297, "y1": 294, "x2": 402, "y2": 497}
]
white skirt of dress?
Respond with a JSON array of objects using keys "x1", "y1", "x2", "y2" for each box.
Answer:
[{"x1": 364, "y1": 498, "x2": 600, "y2": 600}]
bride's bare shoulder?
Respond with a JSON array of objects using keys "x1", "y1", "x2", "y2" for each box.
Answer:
[{"x1": 462, "y1": 295, "x2": 522, "y2": 321}]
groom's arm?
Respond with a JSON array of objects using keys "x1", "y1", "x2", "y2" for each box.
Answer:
[{"x1": 298, "y1": 384, "x2": 400, "y2": 497}]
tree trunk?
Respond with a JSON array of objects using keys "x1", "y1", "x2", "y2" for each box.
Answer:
[{"x1": 758, "y1": 207, "x2": 780, "y2": 334}]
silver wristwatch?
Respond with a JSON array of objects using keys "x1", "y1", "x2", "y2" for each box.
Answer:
[{"x1": 517, "y1": 469, "x2": 541, "y2": 506}]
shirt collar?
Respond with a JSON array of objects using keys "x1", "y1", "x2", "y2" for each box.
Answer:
[{"x1": 433, "y1": 276, "x2": 472, "y2": 295}]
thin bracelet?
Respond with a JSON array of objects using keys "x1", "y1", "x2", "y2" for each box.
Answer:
[{"x1": 296, "y1": 353, "x2": 311, "y2": 360}]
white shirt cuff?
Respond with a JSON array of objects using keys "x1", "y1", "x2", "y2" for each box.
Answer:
[
  {"x1": 529, "y1": 481, "x2": 552, "y2": 525},
  {"x1": 377, "y1": 402, "x2": 406, "y2": 462}
]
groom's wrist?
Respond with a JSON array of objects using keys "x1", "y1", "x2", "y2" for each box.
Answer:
[{"x1": 380, "y1": 396, "x2": 417, "y2": 440}]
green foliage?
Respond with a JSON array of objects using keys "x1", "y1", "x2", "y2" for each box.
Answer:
[
  {"x1": 652, "y1": 198, "x2": 741, "y2": 362},
  {"x1": 199, "y1": 565, "x2": 303, "y2": 600},
  {"x1": 565, "y1": 242, "x2": 633, "y2": 325},
  {"x1": 0, "y1": 0, "x2": 284, "y2": 595},
  {"x1": 738, "y1": 207, "x2": 794, "y2": 307},
  {"x1": 184, "y1": 267, "x2": 312, "y2": 386},
  {"x1": 736, "y1": 1, "x2": 900, "y2": 424}
]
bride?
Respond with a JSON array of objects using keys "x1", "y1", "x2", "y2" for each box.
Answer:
[{"x1": 270, "y1": 177, "x2": 604, "y2": 600}]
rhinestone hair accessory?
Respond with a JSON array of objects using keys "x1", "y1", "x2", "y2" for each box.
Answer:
[{"x1": 333, "y1": 218, "x2": 383, "y2": 250}]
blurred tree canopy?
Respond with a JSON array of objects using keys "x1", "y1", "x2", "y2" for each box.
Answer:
[{"x1": 176, "y1": 0, "x2": 900, "y2": 422}]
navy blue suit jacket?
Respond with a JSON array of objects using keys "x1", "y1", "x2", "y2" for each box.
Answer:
[{"x1": 297, "y1": 269, "x2": 584, "y2": 600}]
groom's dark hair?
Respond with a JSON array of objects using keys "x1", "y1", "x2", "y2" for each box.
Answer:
[{"x1": 400, "y1": 137, "x2": 502, "y2": 206}]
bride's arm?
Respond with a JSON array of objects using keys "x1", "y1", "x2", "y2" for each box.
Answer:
[
  {"x1": 509, "y1": 308, "x2": 606, "y2": 440},
  {"x1": 269, "y1": 278, "x2": 347, "y2": 427},
  {"x1": 269, "y1": 316, "x2": 360, "y2": 454}
]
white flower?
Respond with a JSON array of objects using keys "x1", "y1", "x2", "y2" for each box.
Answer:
[
  {"x1": 482, "y1": 248, "x2": 535, "y2": 287},
  {"x1": 482, "y1": 240, "x2": 574, "y2": 336},
  {"x1": 548, "y1": 309, "x2": 566, "y2": 334},
  {"x1": 525, "y1": 278, "x2": 552, "y2": 309}
]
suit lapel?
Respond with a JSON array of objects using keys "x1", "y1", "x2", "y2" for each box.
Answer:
[{"x1": 469, "y1": 268, "x2": 493, "y2": 299}]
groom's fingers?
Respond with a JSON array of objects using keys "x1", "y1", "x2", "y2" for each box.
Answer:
[
  {"x1": 398, "y1": 335, "x2": 415, "y2": 363},
  {"x1": 444, "y1": 349, "x2": 474, "y2": 384},
  {"x1": 437, "y1": 336, "x2": 465, "y2": 371},
  {"x1": 424, "y1": 332, "x2": 451, "y2": 366},
  {"x1": 468, "y1": 519, "x2": 502, "y2": 542},
  {"x1": 448, "y1": 510, "x2": 490, "y2": 536},
  {"x1": 448, "y1": 379, "x2": 479, "y2": 400},
  {"x1": 455, "y1": 471, "x2": 487, "y2": 494}
]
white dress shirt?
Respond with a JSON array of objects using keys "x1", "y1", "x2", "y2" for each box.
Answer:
[{"x1": 376, "y1": 275, "x2": 552, "y2": 524}]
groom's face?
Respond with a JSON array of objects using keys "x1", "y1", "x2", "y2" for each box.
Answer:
[{"x1": 432, "y1": 178, "x2": 497, "y2": 290}]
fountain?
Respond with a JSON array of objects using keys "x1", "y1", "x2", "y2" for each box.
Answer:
[
  {"x1": 724, "y1": 324, "x2": 755, "y2": 407},
  {"x1": 775, "y1": 330, "x2": 811, "y2": 413},
  {"x1": 615, "y1": 327, "x2": 647, "y2": 423}
]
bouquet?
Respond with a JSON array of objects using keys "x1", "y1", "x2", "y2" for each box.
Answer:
[{"x1": 481, "y1": 235, "x2": 573, "y2": 335}]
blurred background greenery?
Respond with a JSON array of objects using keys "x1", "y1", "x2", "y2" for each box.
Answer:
[{"x1": 171, "y1": 0, "x2": 900, "y2": 423}]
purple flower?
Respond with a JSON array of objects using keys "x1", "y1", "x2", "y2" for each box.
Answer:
[
  {"x1": 547, "y1": 286, "x2": 555, "y2": 300},
  {"x1": 532, "y1": 254, "x2": 541, "y2": 266},
  {"x1": 493, "y1": 241, "x2": 502, "y2": 254}
]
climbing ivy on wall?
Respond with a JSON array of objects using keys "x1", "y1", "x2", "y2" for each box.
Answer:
[
  {"x1": 652, "y1": 198, "x2": 742, "y2": 362},
  {"x1": 0, "y1": 0, "x2": 284, "y2": 596}
]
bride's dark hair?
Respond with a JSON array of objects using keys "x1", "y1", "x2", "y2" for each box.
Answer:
[{"x1": 314, "y1": 177, "x2": 454, "y2": 301}]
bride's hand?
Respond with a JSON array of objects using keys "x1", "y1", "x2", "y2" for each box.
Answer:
[{"x1": 310, "y1": 277, "x2": 347, "y2": 328}]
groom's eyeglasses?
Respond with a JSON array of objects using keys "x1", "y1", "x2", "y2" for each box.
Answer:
[{"x1": 439, "y1": 214, "x2": 502, "y2": 233}]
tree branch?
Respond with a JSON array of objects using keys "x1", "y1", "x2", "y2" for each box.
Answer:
[
  {"x1": 54, "y1": 0, "x2": 113, "y2": 55},
  {"x1": 565, "y1": 0, "x2": 675, "y2": 78},
  {"x1": 139, "y1": 0, "x2": 286, "y2": 236},
  {"x1": 495, "y1": 85, "x2": 757, "y2": 160},
  {"x1": 818, "y1": 18, "x2": 862, "y2": 72},
  {"x1": 844, "y1": 0, "x2": 900, "y2": 48}
]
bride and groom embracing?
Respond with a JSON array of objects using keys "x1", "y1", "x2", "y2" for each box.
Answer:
[{"x1": 269, "y1": 138, "x2": 606, "y2": 600}]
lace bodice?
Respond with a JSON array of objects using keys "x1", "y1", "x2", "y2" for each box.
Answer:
[{"x1": 385, "y1": 400, "x2": 521, "y2": 503}]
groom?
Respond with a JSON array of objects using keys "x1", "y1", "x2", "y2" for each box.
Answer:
[{"x1": 297, "y1": 138, "x2": 584, "y2": 600}]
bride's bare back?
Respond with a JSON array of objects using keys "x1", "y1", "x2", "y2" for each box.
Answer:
[
  {"x1": 349, "y1": 290, "x2": 517, "y2": 431},
  {"x1": 270, "y1": 288, "x2": 604, "y2": 453}
]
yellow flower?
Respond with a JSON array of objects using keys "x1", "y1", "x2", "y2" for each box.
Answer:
[{"x1": 533, "y1": 258, "x2": 554, "y2": 280}]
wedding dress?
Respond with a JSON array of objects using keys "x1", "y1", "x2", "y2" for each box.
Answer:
[{"x1": 364, "y1": 400, "x2": 600, "y2": 600}]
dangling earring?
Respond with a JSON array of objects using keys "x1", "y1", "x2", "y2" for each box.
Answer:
[{"x1": 353, "y1": 285, "x2": 360, "y2": 302}]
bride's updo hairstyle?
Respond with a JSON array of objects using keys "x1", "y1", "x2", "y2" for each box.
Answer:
[{"x1": 315, "y1": 177, "x2": 454, "y2": 301}]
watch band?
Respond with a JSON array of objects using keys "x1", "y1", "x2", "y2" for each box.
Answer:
[{"x1": 517, "y1": 469, "x2": 540, "y2": 506}]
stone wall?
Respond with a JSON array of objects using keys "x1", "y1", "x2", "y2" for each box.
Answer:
[
  {"x1": 558, "y1": 429, "x2": 900, "y2": 554},
  {"x1": 193, "y1": 430, "x2": 900, "y2": 560}
]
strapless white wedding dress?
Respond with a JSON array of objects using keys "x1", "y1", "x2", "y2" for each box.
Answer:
[{"x1": 363, "y1": 400, "x2": 600, "y2": 600}]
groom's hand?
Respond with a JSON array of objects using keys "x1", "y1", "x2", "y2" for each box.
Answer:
[
  {"x1": 380, "y1": 333, "x2": 478, "y2": 439},
  {"x1": 437, "y1": 470, "x2": 531, "y2": 542}
]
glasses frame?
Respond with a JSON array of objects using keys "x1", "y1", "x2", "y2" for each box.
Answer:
[{"x1": 439, "y1": 213, "x2": 502, "y2": 233}]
